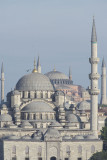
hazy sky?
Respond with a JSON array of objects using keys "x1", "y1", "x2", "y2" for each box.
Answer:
[{"x1": 0, "y1": 0, "x2": 107, "y2": 97}]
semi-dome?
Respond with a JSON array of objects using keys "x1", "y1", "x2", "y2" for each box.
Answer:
[
  {"x1": 16, "y1": 72, "x2": 54, "y2": 91},
  {"x1": 44, "y1": 128, "x2": 60, "y2": 138},
  {"x1": 21, "y1": 101, "x2": 54, "y2": 113},
  {"x1": 86, "y1": 135, "x2": 97, "y2": 140},
  {"x1": 0, "y1": 114, "x2": 12, "y2": 122},
  {"x1": 45, "y1": 70, "x2": 69, "y2": 80},
  {"x1": 77, "y1": 101, "x2": 90, "y2": 110},
  {"x1": 21, "y1": 121, "x2": 33, "y2": 128},
  {"x1": 66, "y1": 114, "x2": 81, "y2": 123},
  {"x1": 21, "y1": 135, "x2": 31, "y2": 140}
]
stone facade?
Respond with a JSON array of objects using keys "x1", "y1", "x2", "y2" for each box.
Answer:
[{"x1": 0, "y1": 18, "x2": 104, "y2": 160}]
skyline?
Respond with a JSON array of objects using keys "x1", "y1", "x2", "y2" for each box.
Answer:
[{"x1": 0, "y1": 0, "x2": 107, "y2": 97}]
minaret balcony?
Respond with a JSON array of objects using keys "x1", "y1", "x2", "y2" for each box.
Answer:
[
  {"x1": 89, "y1": 73, "x2": 100, "y2": 80},
  {"x1": 89, "y1": 89, "x2": 100, "y2": 95},
  {"x1": 89, "y1": 58, "x2": 99, "y2": 64}
]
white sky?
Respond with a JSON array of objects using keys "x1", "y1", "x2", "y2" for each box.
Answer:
[{"x1": 0, "y1": 0, "x2": 107, "y2": 98}]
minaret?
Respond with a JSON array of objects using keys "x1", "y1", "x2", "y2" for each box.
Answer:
[
  {"x1": 37, "y1": 56, "x2": 41, "y2": 73},
  {"x1": 32, "y1": 58, "x2": 37, "y2": 73},
  {"x1": 100, "y1": 58, "x2": 107, "y2": 105},
  {"x1": 89, "y1": 18, "x2": 100, "y2": 137},
  {"x1": 69, "y1": 67, "x2": 72, "y2": 80},
  {"x1": 1, "y1": 62, "x2": 5, "y2": 103}
]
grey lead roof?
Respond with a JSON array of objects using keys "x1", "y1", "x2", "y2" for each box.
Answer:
[
  {"x1": 45, "y1": 70, "x2": 69, "y2": 80},
  {"x1": 91, "y1": 17, "x2": 97, "y2": 42},
  {"x1": 21, "y1": 101, "x2": 54, "y2": 112},
  {"x1": 16, "y1": 72, "x2": 54, "y2": 91}
]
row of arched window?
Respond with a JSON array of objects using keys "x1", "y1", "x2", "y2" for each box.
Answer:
[
  {"x1": 21, "y1": 113, "x2": 55, "y2": 120},
  {"x1": 21, "y1": 91, "x2": 52, "y2": 99},
  {"x1": 12, "y1": 146, "x2": 42, "y2": 155},
  {"x1": 66, "y1": 145, "x2": 95, "y2": 154}
]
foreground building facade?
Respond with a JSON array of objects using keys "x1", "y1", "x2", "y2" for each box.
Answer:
[{"x1": 0, "y1": 19, "x2": 103, "y2": 160}]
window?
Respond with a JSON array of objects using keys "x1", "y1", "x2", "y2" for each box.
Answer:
[
  {"x1": 12, "y1": 146, "x2": 16, "y2": 154},
  {"x1": 25, "y1": 146, "x2": 29, "y2": 154},
  {"x1": 78, "y1": 158, "x2": 82, "y2": 160},
  {"x1": 38, "y1": 146, "x2": 42, "y2": 156},
  {"x1": 91, "y1": 145, "x2": 95, "y2": 153},
  {"x1": 25, "y1": 158, "x2": 29, "y2": 160},
  {"x1": 78, "y1": 145, "x2": 82, "y2": 154},
  {"x1": 12, "y1": 158, "x2": 17, "y2": 160},
  {"x1": 66, "y1": 146, "x2": 70, "y2": 155},
  {"x1": 38, "y1": 158, "x2": 42, "y2": 160},
  {"x1": 65, "y1": 158, "x2": 69, "y2": 160}
]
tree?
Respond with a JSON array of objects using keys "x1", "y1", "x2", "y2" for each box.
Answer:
[
  {"x1": 90, "y1": 151, "x2": 107, "y2": 160},
  {"x1": 101, "y1": 118, "x2": 107, "y2": 141}
]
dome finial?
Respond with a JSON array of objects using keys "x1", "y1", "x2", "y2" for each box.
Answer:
[{"x1": 32, "y1": 58, "x2": 37, "y2": 73}]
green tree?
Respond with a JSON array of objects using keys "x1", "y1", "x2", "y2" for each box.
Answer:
[
  {"x1": 101, "y1": 118, "x2": 107, "y2": 141},
  {"x1": 90, "y1": 151, "x2": 107, "y2": 160}
]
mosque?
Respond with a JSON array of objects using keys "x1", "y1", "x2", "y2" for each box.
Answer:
[{"x1": 0, "y1": 19, "x2": 104, "y2": 160}]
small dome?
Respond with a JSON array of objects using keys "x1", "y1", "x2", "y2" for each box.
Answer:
[
  {"x1": 21, "y1": 135, "x2": 31, "y2": 140},
  {"x1": 16, "y1": 72, "x2": 54, "y2": 91},
  {"x1": 22, "y1": 101, "x2": 54, "y2": 113},
  {"x1": 44, "y1": 128, "x2": 60, "y2": 138},
  {"x1": 0, "y1": 114, "x2": 12, "y2": 122},
  {"x1": 63, "y1": 135, "x2": 71, "y2": 140},
  {"x1": 73, "y1": 135, "x2": 84, "y2": 140},
  {"x1": 50, "y1": 121, "x2": 62, "y2": 127},
  {"x1": 21, "y1": 121, "x2": 32, "y2": 127},
  {"x1": 11, "y1": 90, "x2": 20, "y2": 95},
  {"x1": 55, "y1": 90, "x2": 65, "y2": 96},
  {"x1": 86, "y1": 135, "x2": 97, "y2": 140},
  {"x1": 45, "y1": 71, "x2": 69, "y2": 80},
  {"x1": 8, "y1": 135, "x2": 20, "y2": 140},
  {"x1": 66, "y1": 114, "x2": 81, "y2": 123},
  {"x1": 32, "y1": 130, "x2": 43, "y2": 140},
  {"x1": 1, "y1": 104, "x2": 7, "y2": 109},
  {"x1": 77, "y1": 101, "x2": 90, "y2": 110}
]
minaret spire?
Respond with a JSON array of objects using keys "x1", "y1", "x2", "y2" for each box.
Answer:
[
  {"x1": 69, "y1": 67, "x2": 72, "y2": 80},
  {"x1": 102, "y1": 57, "x2": 106, "y2": 67},
  {"x1": 91, "y1": 16, "x2": 97, "y2": 43},
  {"x1": 37, "y1": 56, "x2": 41, "y2": 73},
  {"x1": 32, "y1": 58, "x2": 37, "y2": 73},
  {"x1": 1, "y1": 62, "x2": 5, "y2": 103},
  {"x1": 89, "y1": 18, "x2": 100, "y2": 137},
  {"x1": 100, "y1": 58, "x2": 107, "y2": 105}
]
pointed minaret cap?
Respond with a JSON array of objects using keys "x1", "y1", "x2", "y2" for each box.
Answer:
[
  {"x1": 1, "y1": 62, "x2": 4, "y2": 73},
  {"x1": 32, "y1": 58, "x2": 37, "y2": 73},
  {"x1": 91, "y1": 16, "x2": 97, "y2": 42},
  {"x1": 102, "y1": 57, "x2": 106, "y2": 67},
  {"x1": 37, "y1": 56, "x2": 40, "y2": 67}
]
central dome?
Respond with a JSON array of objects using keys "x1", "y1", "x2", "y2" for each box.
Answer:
[
  {"x1": 16, "y1": 72, "x2": 54, "y2": 91},
  {"x1": 45, "y1": 70, "x2": 69, "y2": 80}
]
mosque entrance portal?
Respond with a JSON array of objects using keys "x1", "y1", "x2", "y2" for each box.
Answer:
[{"x1": 50, "y1": 156, "x2": 56, "y2": 160}]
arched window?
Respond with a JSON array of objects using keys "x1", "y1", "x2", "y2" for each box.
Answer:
[
  {"x1": 91, "y1": 145, "x2": 95, "y2": 153},
  {"x1": 28, "y1": 92, "x2": 30, "y2": 98},
  {"x1": 40, "y1": 123, "x2": 43, "y2": 128},
  {"x1": 25, "y1": 146, "x2": 29, "y2": 154},
  {"x1": 45, "y1": 114, "x2": 48, "y2": 120},
  {"x1": 38, "y1": 146, "x2": 42, "y2": 156},
  {"x1": 78, "y1": 145, "x2": 82, "y2": 154},
  {"x1": 12, "y1": 146, "x2": 16, "y2": 154},
  {"x1": 66, "y1": 145, "x2": 70, "y2": 155}
]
